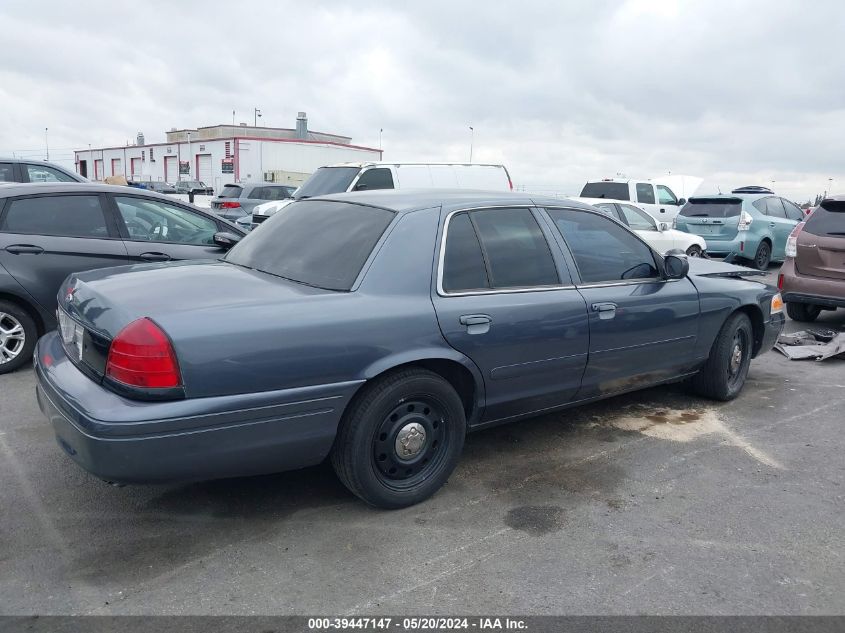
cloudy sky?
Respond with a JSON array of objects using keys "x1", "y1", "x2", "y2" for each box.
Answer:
[{"x1": 1, "y1": 0, "x2": 842, "y2": 201}]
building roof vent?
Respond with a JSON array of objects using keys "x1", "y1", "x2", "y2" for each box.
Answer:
[
  {"x1": 136, "y1": 132, "x2": 145, "y2": 146},
  {"x1": 296, "y1": 111, "x2": 308, "y2": 139}
]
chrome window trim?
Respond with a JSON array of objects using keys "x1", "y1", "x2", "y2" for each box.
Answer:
[{"x1": 435, "y1": 206, "x2": 574, "y2": 297}]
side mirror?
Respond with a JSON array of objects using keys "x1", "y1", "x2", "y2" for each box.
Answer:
[
  {"x1": 677, "y1": 198, "x2": 686, "y2": 205},
  {"x1": 657, "y1": 222, "x2": 671, "y2": 232},
  {"x1": 663, "y1": 254, "x2": 689, "y2": 280},
  {"x1": 354, "y1": 183, "x2": 369, "y2": 191},
  {"x1": 213, "y1": 231, "x2": 242, "y2": 249}
]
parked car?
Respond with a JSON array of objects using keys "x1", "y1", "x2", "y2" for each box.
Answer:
[
  {"x1": 673, "y1": 188, "x2": 805, "y2": 270},
  {"x1": 144, "y1": 181, "x2": 178, "y2": 194},
  {"x1": 173, "y1": 180, "x2": 213, "y2": 195},
  {"x1": 0, "y1": 183, "x2": 244, "y2": 373},
  {"x1": 778, "y1": 196, "x2": 845, "y2": 321},
  {"x1": 0, "y1": 158, "x2": 86, "y2": 184},
  {"x1": 250, "y1": 162, "x2": 513, "y2": 227},
  {"x1": 578, "y1": 197, "x2": 707, "y2": 257},
  {"x1": 210, "y1": 183, "x2": 296, "y2": 222},
  {"x1": 579, "y1": 178, "x2": 686, "y2": 221},
  {"x1": 35, "y1": 190, "x2": 784, "y2": 508}
]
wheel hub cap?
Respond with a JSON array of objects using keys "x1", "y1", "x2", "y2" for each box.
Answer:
[
  {"x1": 395, "y1": 422, "x2": 427, "y2": 459},
  {"x1": 730, "y1": 344, "x2": 742, "y2": 373},
  {"x1": 0, "y1": 313, "x2": 25, "y2": 365}
]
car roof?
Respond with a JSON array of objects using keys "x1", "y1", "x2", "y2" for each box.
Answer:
[
  {"x1": 324, "y1": 162, "x2": 507, "y2": 169},
  {"x1": 689, "y1": 192, "x2": 770, "y2": 202},
  {"x1": 305, "y1": 189, "x2": 596, "y2": 214},
  {"x1": 0, "y1": 181, "x2": 188, "y2": 201}
]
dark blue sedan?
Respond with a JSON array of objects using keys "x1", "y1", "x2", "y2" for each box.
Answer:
[{"x1": 35, "y1": 191, "x2": 785, "y2": 508}]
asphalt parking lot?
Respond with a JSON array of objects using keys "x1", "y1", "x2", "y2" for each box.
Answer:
[{"x1": 1, "y1": 266, "x2": 843, "y2": 616}]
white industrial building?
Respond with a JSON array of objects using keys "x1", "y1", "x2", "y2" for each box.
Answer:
[{"x1": 73, "y1": 112, "x2": 382, "y2": 193}]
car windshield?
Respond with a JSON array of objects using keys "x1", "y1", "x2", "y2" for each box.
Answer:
[
  {"x1": 224, "y1": 199, "x2": 395, "y2": 290},
  {"x1": 294, "y1": 167, "x2": 360, "y2": 199},
  {"x1": 804, "y1": 201, "x2": 845, "y2": 237},
  {"x1": 680, "y1": 198, "x2": 742, "y2": 218},
  {"x1": 580, "y1": 182, "x2": 630, "y2": 200},
  {"x1": 219, "y1": 185, "x2": 242, "y2": 198}
]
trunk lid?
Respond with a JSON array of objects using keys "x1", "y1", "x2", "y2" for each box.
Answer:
[
  {"x1": 677, "y1": 197, "x2": 742, "y2": 241},
  {"x1": 797, "y1": 202, "x2": 845, "y2": 280}
]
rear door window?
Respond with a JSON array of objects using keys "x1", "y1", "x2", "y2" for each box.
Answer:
[
  {"x1": 354, "y1": 168, "x2": 394, "y2": 191},
  {"x1": 593, "y1": 203, "x2": 623, "y2": 222},
  {"x1": 0, "y1": 163, "x2": 15, "y2": 182},
  {"x1": 0, "y1": 195, "x2": 110, "y2": 237},
  {"x1": 636, "y1": 183, "x2": 656, "y2": 205},
  {"x1": 442, "y1": 212, "x2": 489, "y2": 292},
  {"x1": 680, "y1": 199, "x2": 742, "y2": 218},
  {"x1": 545, "y1": 208, "x2": 659, "y2": 283},
  {"x1": 765, "y1": 197, "x2": 787, "y2": 218},
  {"x1": 803, "y1": 203, "x2": 845, "y2": 237},
  {"x1": 618, "y1": 204, "x2": 657, "y2": 230},
  {"x1": 579, "y1": 182, "x2": 629, "y2": 200}
]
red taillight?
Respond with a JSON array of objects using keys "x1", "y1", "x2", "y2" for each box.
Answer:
[
  {"x1": 106, "y1": 318, "x2": 181, "y2": 389},
  {"x1": 777, "y1": 273, "x2": 784, "y2": 290},
  {"x1": 220, "y1": 201, "x2": 241, "y2": 208}
]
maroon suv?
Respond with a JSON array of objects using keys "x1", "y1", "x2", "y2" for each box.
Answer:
[{"x1": 779, "y1": 197, "x2": 845, "y2": 321}]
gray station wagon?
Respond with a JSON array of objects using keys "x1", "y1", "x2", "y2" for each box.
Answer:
[{"x1": 35, "y1": 191, "x2": 785, "y2": 508}]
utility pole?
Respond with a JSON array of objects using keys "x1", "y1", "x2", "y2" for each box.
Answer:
[
  {"x1": 469, "y1": 126, "x2": 474, "y2": 163},
  {"x1": 45, "y1": 127, "x2": 49, "y2": 161},
  {"x1": 254, "y1": 108, "x2": 262, "y2": 127},
  {"x1": 232, "y1": 110, "x2": 235, "y2": 125}
]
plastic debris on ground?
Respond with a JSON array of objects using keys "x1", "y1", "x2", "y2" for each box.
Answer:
[{"x1": 774, "y1": 329, "x2": 845, "y2": 361}]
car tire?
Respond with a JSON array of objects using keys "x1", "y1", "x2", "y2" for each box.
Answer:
[
  {"x1": 751, "y1": 241, "x2": 771, "y2": 270},
  {"x1": 689, "y1": 312, "x2": 753, "y2": 402},
  {"x1": 0, "y1": 300, "x2": 37, "y2": 374},
  {"x1": 786, "y1": 302, "x2": 821, "y2": 323},
  {"x1": 331, "y1": 368, "x2": 466, "y2": 509},
  {"x1": 685, "y1": 245, "x2": 703, "y2": 258}
]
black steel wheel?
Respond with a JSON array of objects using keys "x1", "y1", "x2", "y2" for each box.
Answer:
[
  {"x1": 689, "y1": 312, "x2": 753, "y2": 401},
  {"x1": 685, "y1": 244, "x2": 702, "y2": 258},
  {"x1": 752, "y1": 241, "x2": 771, "y2": 270},
  {"x1": 331, "y1": 368, "x2": 466, "y2": 508}
]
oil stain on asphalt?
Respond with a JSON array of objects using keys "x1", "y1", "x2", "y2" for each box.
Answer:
[{"x1": 503, "y1": 505, "x2": 566, "y2": 536}]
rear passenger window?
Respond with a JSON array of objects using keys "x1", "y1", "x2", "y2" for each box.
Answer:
[
  {"x1": 0, "y1": 163, "x2": 14, "y2": 182},
  {"x1": 0, "y1": 195, "x2": 109, "y2": 238},
  {"x1": 765, "y1": 197, "x2": 787, "y2": 218},
  {"x1": 354, "y1": 168, "x2": 394, "y2": 191},
  {"x1": 442, "y1": 212, "x2": 489, "y2": 292},
  {"x1": 781, "y1": 199, "x2": 804, "y2": 221},
  {"x1": 636, "y1": 183, "x2": 655, "y2": 204},
  {"x1": 471, "y1": 208, "x2": 559, "y2": 288},
  {"x1": 545, "y1": 208, "x2": 659, "y2": 283}
]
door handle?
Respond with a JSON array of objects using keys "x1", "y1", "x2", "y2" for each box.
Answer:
[
  {"x1": 139, "y1": 252, "x2": 172, "y2": 262},
  {"x1": 5, "y1": 244, "x2": 44, "y2": 254},
  {"x1": 591, "y1": 302, "x2": 618, "y2": 320},
  {"x1": 769, "y1": 222, "x2": 776, "y2": 228},
  {"x1": 459, "y1": 314, "x2": 492, "y2": 334}
]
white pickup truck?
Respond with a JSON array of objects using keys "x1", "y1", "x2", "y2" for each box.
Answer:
[{"x1": 579, "y1": 176, "x2": 702, "y2": 221}]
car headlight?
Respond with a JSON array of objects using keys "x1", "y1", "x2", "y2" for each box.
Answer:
[{"x1": 770, "y1": 293, "x2": 784, "y2": 314}]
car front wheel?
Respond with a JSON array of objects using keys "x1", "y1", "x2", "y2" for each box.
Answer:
[
  {"x1": 685, "y1": 244, "x2": 703, "y2": 257},
  {"x1": 331, "y1": 368, "x2": 466, "y2": 509},
  {"x1": 786, "y1": 302, "x2": 821, "y2": 322},
  {"x1": 0, "y1": 301, "x2": 37, "y2": 374},
  {"x1": 689, "y1": 312, "x2": 753, "y2": 401}
]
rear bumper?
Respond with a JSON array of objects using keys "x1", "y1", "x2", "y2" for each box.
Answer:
[
  {"x1": 780, "y1": 258, "x2": 845, "y2": 309},
  {"x1": 35, "y1": 332, "x2": 361, "y2": 484},
  {"x1": 698, "y1": 234, "x2": 760, "y2": 258}
]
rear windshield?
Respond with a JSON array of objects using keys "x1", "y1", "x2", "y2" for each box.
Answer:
[
  {"x1": 680, "y1": 198, "x2": 742, "y2": 218},
  {"x1": 225, "y1": 200, "x2": 395, "y2": 290},
  {"x1": 804, "y1": 202, "x2": 845, "y2": 237},
  {"x1": 294, "y1": 167, "x2": 360, "y2": 199},
  {"x1": 579, "y1": 182, "x2": 630, "y2": 200},
  {"x1": 219, "y1": 185, "x2": 242, "y2": 198}
]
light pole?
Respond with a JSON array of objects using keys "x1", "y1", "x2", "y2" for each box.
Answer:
[
  {"x1": 232, "y1": 110, "x2": 235, "y2": 125},
  {"x1": 469, "y1": 126, "x2": 474, "y2": 163},
  {"x1": 379, "y1": 128, "x2": 383, "y2": 151},
  {"x1": 254, "y1": 108, "x2": 262, "y2": 127},
  {"x1": 186, "y1": 131, "x2": 192, "y2": 180},
  {"x1": 45, "y1": 127, "x2": 49, "y2": 161},
  {"x1": 829, "y1": 178, "x2": 834, "y2": 196}
]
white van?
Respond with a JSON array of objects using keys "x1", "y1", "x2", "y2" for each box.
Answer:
[{"x1": 249, "y1": 162, "x2": 513, "y2": 228}]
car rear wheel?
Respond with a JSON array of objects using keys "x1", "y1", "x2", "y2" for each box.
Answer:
[
  {"x1": 331, "y1": 368, "x2": 466, "y2": 509},
  {"x1": 751, "y1": 241, "x2": 771, "y2": 270},
  {"x1": 689, "y1": 312, "x2": 753, "y2": 401},
  {"x1": 786, "y1": 302, "x2": 821, "y2": 322},
  {"x1": 685, "y1": 245, "x2": 703, "y2": 257},
  {"x1": 0, "y1": 301, "x2": 37, "y2": 374}
]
